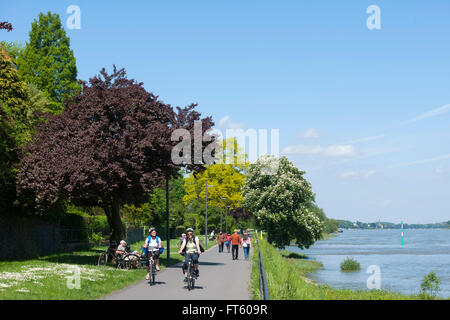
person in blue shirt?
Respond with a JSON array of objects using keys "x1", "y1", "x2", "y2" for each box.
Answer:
[{"x1": 144, "y1": 227, "x2": 162, "y2": 280}]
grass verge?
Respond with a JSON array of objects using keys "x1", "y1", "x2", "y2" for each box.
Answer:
[{"x1": 0, "y1": 236, "x2": 216, "y2": 300}]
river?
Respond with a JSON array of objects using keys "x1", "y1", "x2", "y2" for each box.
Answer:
[{"x1": 286, "y1": 228, "x2": 450, "y2": 298}]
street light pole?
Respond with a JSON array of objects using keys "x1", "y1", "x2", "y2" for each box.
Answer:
[
  {"x1": 226, "y1": 205, "x2": 230, "y2": 234},
  {"x1": 219, "y1": 197, "x2": 226, "y2": 232},
  {"x1": 165, "y1": 172, "x2": 170, "y2": 263},
  {"x1": 205, "y1": 182, "x2": 214, "y2": 249}
]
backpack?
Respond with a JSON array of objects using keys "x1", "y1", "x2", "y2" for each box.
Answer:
[
  {"x1": 182, "y1": 236, "x2": 205, "y2": 253},
  {"x1": 147, "y1": 235, "x2": 160, "y2": 245}
]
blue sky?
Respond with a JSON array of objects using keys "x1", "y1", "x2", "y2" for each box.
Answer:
[{"x1": 2, "y1": 0, "x2": 450, "y2": 223}]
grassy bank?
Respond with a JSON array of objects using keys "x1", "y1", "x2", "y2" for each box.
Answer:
[
  {"x1": 251, "y1": 239, "x2": 418, "y2": 300},
  {"x1": 0, "y1": 236, "x2": 216, "y2": 300}
]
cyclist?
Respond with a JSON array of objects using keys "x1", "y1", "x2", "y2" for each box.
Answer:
[
  {"x1": 144, "y1": 227, "x2": 162, "y2": 280},
  {"x1": 178, "y1": 228, "x2": 201, "y2": 282}
]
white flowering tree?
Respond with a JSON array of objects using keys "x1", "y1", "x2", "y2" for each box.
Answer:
[{"x1": 243, "y1": 155, "x2": 323, "y2": 249}]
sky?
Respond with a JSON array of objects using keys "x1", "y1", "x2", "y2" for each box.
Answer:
[{"x1": 2, "y1": 0, "x2": 450, "y2": 223}]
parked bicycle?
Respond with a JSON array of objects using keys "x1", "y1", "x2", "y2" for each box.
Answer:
[
  {"x1": 98, "y1": 242, "x2": 141, "y2": 269},
  {"x1": 97, "y1": 242, "x2": 118, "y2": 267}
]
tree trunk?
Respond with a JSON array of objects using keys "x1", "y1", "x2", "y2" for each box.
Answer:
[{"x1": 104, "y1": 197, "x2": 125, "y2": 246}]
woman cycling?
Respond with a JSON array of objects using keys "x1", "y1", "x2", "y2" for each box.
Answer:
[
  {"x1": 144, "y1": 227, "x2": 162, "y2": 280},
  {"x1": 178, "y1": 228, "x2": 201, "y2": 282}
]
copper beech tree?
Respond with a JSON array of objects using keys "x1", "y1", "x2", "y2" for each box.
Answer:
[
  {"x1": 17, "y1": 67, "x2": 214, "y2": 243},
  {"x1": 0, "y1": 21, "x2": 13, "y2": 32}
]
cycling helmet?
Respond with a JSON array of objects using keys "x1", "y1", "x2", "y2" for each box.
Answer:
[
  {"x1": 148, "y1": 227, "x2": 156, "y2": 233},
  {"x1": 186, "y1": 228, "x2": 194, "y2": 233}
]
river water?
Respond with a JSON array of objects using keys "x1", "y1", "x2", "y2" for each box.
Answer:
[{"x1": 286, "y1": 229, "x2": 450, "y2": 298}]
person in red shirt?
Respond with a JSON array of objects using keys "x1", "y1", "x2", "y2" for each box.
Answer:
[
  {"x1": 229, "y1": 229, "x2": 242, "y2": 260},
  {"x1": 225, "y1": 233, "x2": 231, "y2": 253}
]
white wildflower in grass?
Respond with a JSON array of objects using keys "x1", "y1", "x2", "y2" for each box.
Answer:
[{"x1": 0, "y1": 263, "x2": 107, "y2": 291}]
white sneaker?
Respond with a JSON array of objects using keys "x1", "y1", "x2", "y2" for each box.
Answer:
[{"x1": 145, "y1": 273, "x2": 150, "y2": 280}]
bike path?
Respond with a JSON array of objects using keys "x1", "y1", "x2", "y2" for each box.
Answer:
[{"x1": 101, "y1": 244, "x2": 253, "y2": 300}]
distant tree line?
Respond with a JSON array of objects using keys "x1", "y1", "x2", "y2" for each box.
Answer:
[{"x1": 337, "y1": 220, "x2": 450, "y2": 229}]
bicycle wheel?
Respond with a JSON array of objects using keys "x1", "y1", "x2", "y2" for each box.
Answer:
[
  {"x1": 124, "y1": 254, "x2": 141, "y2": 270},
  {"x1": 116, "y1": 256, "x2": 125, "y2": 269},
  {"x1": 189, "y1": 274, "x2": 195, "y2": 290},
  {"x1": 187, "y1": 263, "x2": 195, "y2": 290},
  {"x1": 148, "y1": 260, "x2": 155, "y2": 285},
  {"x1": 98, "y1": 252, "x2": 108, "y2": 267}
]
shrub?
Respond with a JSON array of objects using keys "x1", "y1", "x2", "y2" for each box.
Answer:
[
  {"x1": 340, "y1": 257, "x2": 361, "y2": 272},
  {"x1": 88, "y1": 231, "x2": 106, "y2": 245},
  {"x1": 85, "y1": 215, "x2": 110, "y2": 233},
  {"x1": 420, "y1": 272, "x2": 441, "y2": 299}
]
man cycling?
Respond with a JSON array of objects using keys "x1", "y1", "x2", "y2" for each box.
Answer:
[
  {"x1": 178, "y1": 228, "x2": 201, "y2": 282},
  {"x1": 144, "y1": 227, "x2": 162, "y2": 280}
]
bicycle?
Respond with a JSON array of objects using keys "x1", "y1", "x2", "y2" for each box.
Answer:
[
  {"x1": 123, "y1": 252, "x2": 142, "y2": 270},
  {"x1": 98, "y1": 243, "x2": 140, "y2": 269},
  {"x1": 98, "y1": 243, "x2": 118, "y2": 267},
  {"x1": 146, "y1": 247, "x2": 159, "y2": 285},
  {"x1": 184, "y1": 253, "x2": 198, "y2": 291}
]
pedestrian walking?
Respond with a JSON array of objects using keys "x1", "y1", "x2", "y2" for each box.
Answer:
[
  {"x1": 225, "y1": 232, "x2": 231, "y2": 253},
  {"x1": 179, "y1": 233, "x2": 186, "y2": 247},
  {"x1": 242, "y1": 232, "x2": 251, "y2": 260},
  {"x1": 217, "y1": 231, "x2": 225, "y2": 252},
  {"x1": 230, "y1": 229, "x2": 242, "y2": 260}
]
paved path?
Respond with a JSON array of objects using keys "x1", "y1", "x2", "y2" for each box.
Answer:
[{"x1": 101, "y1": 244, "x2": 253, "y2": 300}]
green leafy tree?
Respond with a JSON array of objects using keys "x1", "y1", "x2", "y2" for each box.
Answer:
[
  {"x1": 243, "y1": 155, "x2": 323, "y2": 249},
  {"x1": 25, "y1": 82, "x2": 52, "y2": 116},
  {"x1": 17, "y1": 12, "x2": 80, "y2": 114},
  {"x1": 0, "y1": 104, "x2": 18, "y2": 213},
  {"x1": 0, "y1": 50, "x2": 30, "y2": 212},
  {"x1": 183, "y1": 138, "x2": 248, "y2": 212},
  {"x1": 0, "y1": 20, "x2": 47, "y2": 213},
  {"x1": 122, "y1": 202, "x2": 155, "y2": 228},
  {"x1": 311, "y1": 205, "x2": 339, "y2": 234},
  {"x1": 183, "y1": 138, "x2": 248, "y2": 232},
  {"x1": 149, "y1": 174, "x2": 187, "y2": 229},
  {"x1": 0, "y1": 41, "x2": 24, "y2": 61},
  {"x1": 0, "y1": 50, "x2": 50, "y2": 146},
  {"x1": 420, "y1": 272, "x2": 441, "y2": 299}
]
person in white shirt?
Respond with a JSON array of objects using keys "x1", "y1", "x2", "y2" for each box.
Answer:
[{"x1": 144, "y1": 227, "x2": 162, "y2": 279}]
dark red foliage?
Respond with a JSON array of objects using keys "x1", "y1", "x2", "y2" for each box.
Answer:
[
  {"x1": 0, "y1": 21, "x2": 13, "y2": 32},
  {"x1": 230, "y1": 207, "x2": 253, "y2": 220},
  {"x1": 17, "y1": 67, "x2": 214, "y2": 241}
]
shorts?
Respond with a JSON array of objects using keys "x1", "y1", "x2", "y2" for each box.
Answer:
[
  {"x1": 225, "y1": 241, "x2": 230, "y2": 246},
  {"x1": 182, "y1": 253, "x2": 199, "y2": 270}
]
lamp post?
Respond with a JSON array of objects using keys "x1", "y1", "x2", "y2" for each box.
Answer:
[
  {"x1": 225, "y1": 204, "x2": 231, "y2": 234},
  {"x1": 219, "y1": 197, "x2": 226, "y2": 232},
  {"x1": 165, "y1": 172, "x2": 170, "y2": 264},
  {"x1": 205, "y1": 182, "x2": 214, "y2": 248}
]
